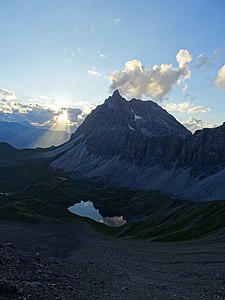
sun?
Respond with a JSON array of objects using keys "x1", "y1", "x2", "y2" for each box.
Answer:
[
  {"x1": 51, "y1": 109, "x2": 71, "y2": 132},
  {"x1": 56, "y1": 110, "x2": 70, "y2": 124}
]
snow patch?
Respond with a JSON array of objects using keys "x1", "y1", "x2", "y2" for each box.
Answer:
[
  {"x1": 134, "y1": 114, "x2": 142, "y2": 120},
  {"x1": 131, "y1": 108, "x2": 142, "y2": 120}
]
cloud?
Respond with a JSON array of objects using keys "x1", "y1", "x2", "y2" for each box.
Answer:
[
  {"x1": 214, "y1": 48, "x2": 222, "y2": 57},
  {"x1": 87, "y1": 67, "x2": 101, "y2": 77},
  {"x1": 176, "y1": 49, "x2": 193, "y2": 79},
  {"x1": 67, "y1": 107, "x2": 82, "y2": 122},
  {"x1": 182, "y1": 117, "x2": 217, "y2": 132},
  {"x1": 214, "y1": 64, "x2": 225, "y2": 90},
  {"x1": 194, "y1": 54, "x2": 212, "y2": 70},
  {"x1": 0, "y1": 101, "x2": 55, "y2": 125},
  {"x1": 63, "y1": 48, "x2": 82, "y2": 63},
  {"x1": 109, "y1": 49, "x2": 193, "y2": 100},
  {"x1": 90, "y1": 26, "x2": 95, "y2": 32},
  {"x1": 182, "y1": 83, "x2": 189, "y2": 95},
  {"x1": 39, "y1": 95, "x2": 52, "y2": 101},
  {"x1": 114, "y1": 18, "x2": 122, "y2": 26},
  {"x1": 164, "y1": 102, "x2": 211, "y2": 113},
  {"x1": 98, "y1": 51, "x2": 106, "y2": 59},
  {"x1": 0, "y1": 88, "x2": 17, "y2": 101},
  {"x1": 0, "y1": 96, "x2": 94, "y2": 133}
]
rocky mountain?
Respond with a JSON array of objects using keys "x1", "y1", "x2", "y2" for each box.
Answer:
[
  {"x1": 0, "y1": 121, "x2": 70, "y2": 149},
  {"x1": 72, "y1": 90, "x2": 190, "y2": 166},
  {"x1": 76, "y1": 90, "x2": 190, "y2": 138},
  {"x1": 50, "y1": 91, "x2": 225, "y2": 201}
]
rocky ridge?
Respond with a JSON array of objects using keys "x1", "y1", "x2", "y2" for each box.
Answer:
[{"x1": 50, "y1": 91, "x2": 225, "y2": 201}]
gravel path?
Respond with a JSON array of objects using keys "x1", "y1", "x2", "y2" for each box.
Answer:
[{"x1": 0, "y1": 220, "x2": 225, "y2": 299}]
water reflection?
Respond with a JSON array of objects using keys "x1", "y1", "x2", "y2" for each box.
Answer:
[{"x1": 68, "y1": 201, "x2": 126, "y2": 227}]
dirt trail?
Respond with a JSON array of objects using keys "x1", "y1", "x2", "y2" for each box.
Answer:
[{"x1": 0, "y1": 220, "x2": 225, "y2": 299}]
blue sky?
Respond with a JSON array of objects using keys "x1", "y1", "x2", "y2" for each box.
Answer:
[{"x1": 0, "y1": 0, "x2": 225, "y2": 132}]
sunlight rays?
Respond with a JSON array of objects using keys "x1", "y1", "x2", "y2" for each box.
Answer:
[
  {"x1": 34, "y1": 108, "x2": 71, "y2": 148},
  {"x1": 53, "y1": 109, "x2": 70, "y2": 132}
]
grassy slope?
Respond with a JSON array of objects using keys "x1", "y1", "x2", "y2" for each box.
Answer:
[{"x1": 1, "y1": 142, "x2": 225, "y2": 241}]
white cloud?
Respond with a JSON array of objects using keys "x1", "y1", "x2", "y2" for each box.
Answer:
[
  {"x1": 0, "y1": 101, "x2": 55, "y2": 124},
  {"x1": 164, "y1": 102, "x2": 211, "y2": 114},
  {"x1": 98, "y1": 51, "x2": 106, "y2": 59},
  {"x1": 114, "y1": 18, "x2": 122, "y2": 26},
  {"x1": 182, "y1": 83, "x2": 189, "y2": 95},
  {"x1": 0, "y1": 96, "x2": 94, "y2": 133},
  {"x1": 39, "y1": 95, "x2": 51, "y2": 100},
  {"x1": 214, "y1": 64, "x2": 225, "y2": 90},
  {"x1": 0, "y1": 87, "x2": 17, "y2": 101},
  {"x1": 109, "y1": 49, "x2": 193, "y2": 100},
  {"x1": 182, "y1": 117, "x2": 217, "y2": 132},
  {"x1": 176, "y1": 49, "x2": 193, "y2": 79},
  {"x1": 87, "y1": 67, "x2": 101, "y2": 77}
]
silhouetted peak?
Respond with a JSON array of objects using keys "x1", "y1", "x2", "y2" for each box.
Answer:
[
  {"x1": 105, "y1": 90, "x2": 127, "y2": 107},
  {"x1": 74, "y1": 91, "x2": 191, "y2": 139},
  {"x1": 112, "y1": 89, "x2": 121, "y2": 97}
]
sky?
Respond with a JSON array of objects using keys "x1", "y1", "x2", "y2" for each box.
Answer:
[{"x1": 0, "y1": 0, "x2": 225, "y2": 133}]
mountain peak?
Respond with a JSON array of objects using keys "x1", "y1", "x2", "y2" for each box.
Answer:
[
  {"x1": 75, "y1": 91, "x2": 190, "y2": 139},
  {"x1": 105, "y1": 90, "x2": 126, "y2": 108},
  {"x1": 112, "y1": 89, "x2": 121, "y2": 97}
]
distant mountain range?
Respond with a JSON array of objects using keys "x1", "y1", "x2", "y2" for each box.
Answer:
[
  {"x1": 0, "y1": 121, "x2": 70, "y2": 149},
  {"x1": 48, "y1": 90, "x2": 225, "y2": 201}
]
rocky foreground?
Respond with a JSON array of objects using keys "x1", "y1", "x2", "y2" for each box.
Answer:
[{"x1": 1, "y1": 220, "x2": 225, "y2": 300}]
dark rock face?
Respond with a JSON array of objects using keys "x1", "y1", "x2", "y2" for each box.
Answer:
[
  {"x1": 74, "y1": 90, "x2": 190, "y2": 165},
  {"x1": 176, "y1": 123, "x2": 225, "y2": 177},
  {"x1": 76, "y1": 90, "x2": 190, "y2": 138},
  {"x1": 51, "y1": 91, "x2": 225, "y2": 201}
]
